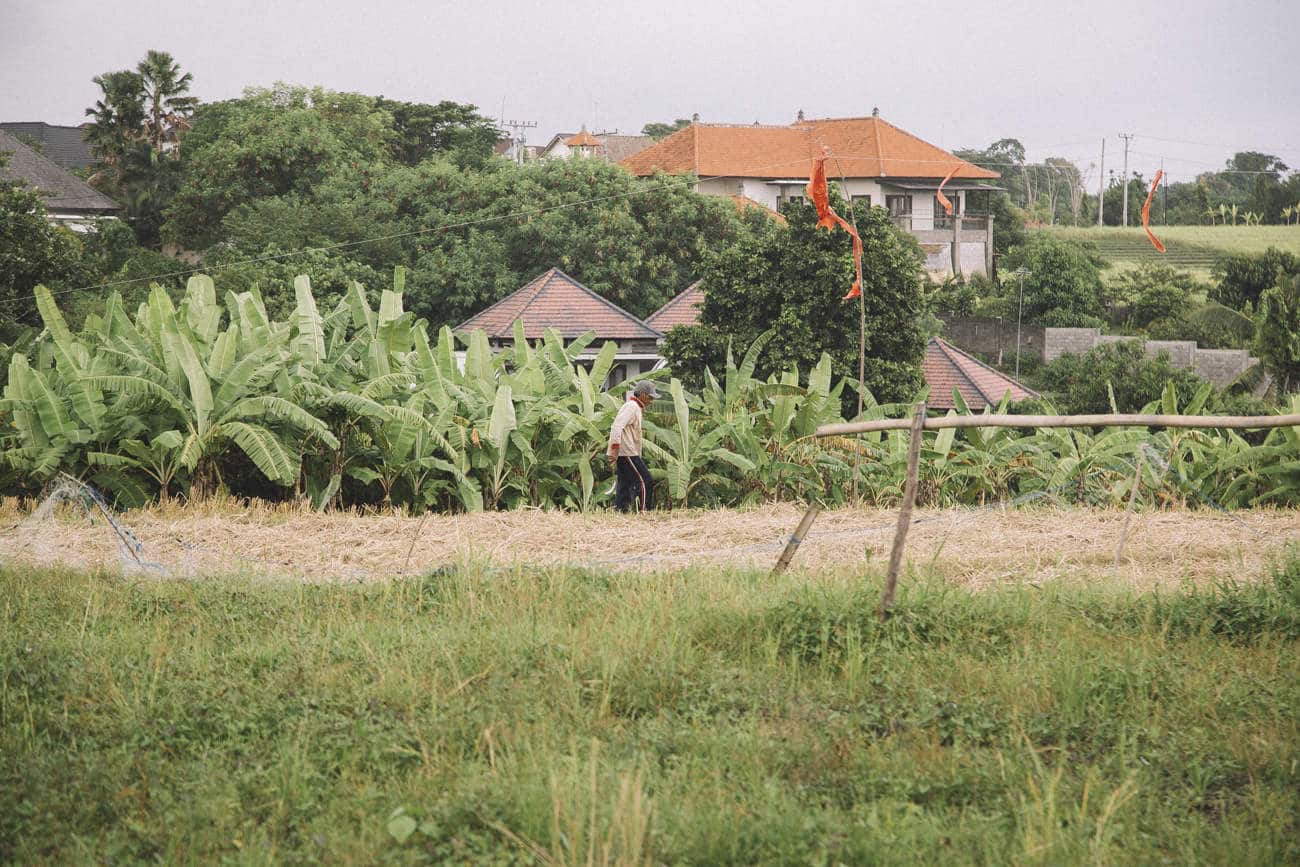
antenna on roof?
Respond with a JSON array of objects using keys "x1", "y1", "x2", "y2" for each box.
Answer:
[{"x1": 871, "y1": 106, "x2": 880, "y2": 117}]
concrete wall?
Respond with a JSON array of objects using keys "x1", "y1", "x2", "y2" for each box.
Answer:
[
  {"x1": 1042, "y1": 328, "x2": 1260, "y2": 388},
  {"x1": 941, "y1": 316, "x2": 1046, "y2": 366}
]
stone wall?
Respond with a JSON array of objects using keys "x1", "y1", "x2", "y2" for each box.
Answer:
[
  {"x1": 1042, "y1": 328, "x2": 1259, "y2": 388},
  {"x1": 941, "y1": 316, "x2": 1046, "y2": 366}
]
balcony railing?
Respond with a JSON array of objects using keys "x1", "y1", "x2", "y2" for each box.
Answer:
[
  {"x1": 891, "y1": 213, "x2": 993, "y2": 232},
  {"x1": 933, "y1": 213, "x2": 990, "y2": 231}
]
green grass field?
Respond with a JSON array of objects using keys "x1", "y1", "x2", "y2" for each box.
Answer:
[
  {"x1": 3, "y1": 554, "x2": 1299, "y2": 864},
  {"x1": 1042, "y1": 225, "x2": 1300, "y2": 279}
]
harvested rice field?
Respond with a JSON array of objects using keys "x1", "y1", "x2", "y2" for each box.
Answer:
[{"x1": 2, "y1": 499, "x2": 1295, "y2": 586}]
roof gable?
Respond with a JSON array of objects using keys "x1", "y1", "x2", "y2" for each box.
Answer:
[
  {"x1": 458, "y1": 268, "x2": 662, "y2": 340},
  {"x1": 923, "y1": 337, "x2": 1038, "y2": 411},
  {"x1": 620, "y1": 116, "x2": 998, "y2": 181},
  {"x1": 0, "y1": 122, "x2": 96, "y2": 170},
  {"x1": 0, "y1": 130, "x2": 118, "y2": 213},
  {"x1": 646, "y1": 281, "x2": 705, "y2": 331}
]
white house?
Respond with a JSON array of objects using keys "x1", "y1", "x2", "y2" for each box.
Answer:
[{"x1": 620, "y1": 112, "x2": 1002, "y2": 277}]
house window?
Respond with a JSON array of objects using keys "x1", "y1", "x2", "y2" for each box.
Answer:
[
  {"x1": 885, "y1": 195, "x2": 912, "y2": 216},
  {"x1": 851, "y1": 194, "x2": 872, "y2": 207},
  {"x1": 934, "y1": 193, "x2": 961, "y2": 216},
  {"x1": 783, "y1": 194, "x2": 805, "y2": 207}
]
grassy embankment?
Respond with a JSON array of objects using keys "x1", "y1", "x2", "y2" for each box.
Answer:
[
  {"x1": 3, "y1": 555, "x2": 1299, "y2": 864},
  {"x1": 1043, "y1": 225, "x2": 1300, "y2": 280}
]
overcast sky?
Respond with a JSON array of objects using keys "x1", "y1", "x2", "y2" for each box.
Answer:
[{"x1": 3, "y1": 0, "x2": 1298, "y2": 183}]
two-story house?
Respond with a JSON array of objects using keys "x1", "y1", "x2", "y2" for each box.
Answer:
[{"x1": 620, "y1": 112, "x2": 1001, "y2": 277}]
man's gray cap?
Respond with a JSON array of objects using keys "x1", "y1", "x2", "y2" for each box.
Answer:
[{"x1": 633, "y1": 381, "x2": 658, "y2": 400}]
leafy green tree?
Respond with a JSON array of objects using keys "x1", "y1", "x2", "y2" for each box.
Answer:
[
  {"x1": 208, "y1": 155, "x2": 742, "y2": 323},
  {"x1": 641, "y1": 118, "x2": 692, "y2": 140},
  {"x1": 1210, "y1": 248, "x2": 1300, "y2": 311},
  {"x1": 0, "y1": 164, "x2": 93, "y2": 334},
  {"x1": 664, "y1": 193, "x2": 926, "y2": 404},
  {"x1": 164, "y1": 86, "x2": 395, "y2": 249},
  {"x1": 1257, "y1": 273, "x2": 1300, "y2": 394},
  {"x1": 376, "y1": 97, "x2": 498, "y2": 165},
  {"x1": 998, "y1": 233, "x2": 1106, "y2": 322},
  {"x1": 1034, "y1": 341, "x2": 1214, "y2": 414}
]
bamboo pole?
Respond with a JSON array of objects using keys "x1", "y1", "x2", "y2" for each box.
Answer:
[
  {"x1": 770, "y1": 505, "x2": 821, "y2": 577},
  {"x1": 816, "y1": 412, "x2": 1300, "y2": 438},
  {"x1": 880, "y1": 402, "x2": 926, "y2": 620},
  {"x1": 1113, "y1": 450, "x2": 1146, "y2": 568}
]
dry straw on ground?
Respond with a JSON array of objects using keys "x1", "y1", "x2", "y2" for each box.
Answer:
[{"x1": 1, "y1": 497, "x2": 1295, "y2": 588}]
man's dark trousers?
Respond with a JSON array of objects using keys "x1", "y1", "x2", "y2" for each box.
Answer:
[{"x1": 614, "y1": 455, "x2": 653, "y2": 513}]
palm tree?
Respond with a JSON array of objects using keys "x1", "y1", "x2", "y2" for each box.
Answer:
[
  {"x1": 136, "y1": 50, "x2": 197, "y2": 155},
  {"x1": 83, "y1": 70, "x2": 145, "y2": 169}
]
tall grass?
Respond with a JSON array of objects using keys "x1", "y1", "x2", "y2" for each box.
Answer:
[{"x1": 2, "y1": 553, "x2": 1298, "y2": 863}]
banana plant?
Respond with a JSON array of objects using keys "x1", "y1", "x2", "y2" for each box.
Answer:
[
  {"x1": 643, "y1": 378, "x2": 755, "y2": 507},
  {"x1": 83, "y1": 279, "x2": 337, "y2": 498}
]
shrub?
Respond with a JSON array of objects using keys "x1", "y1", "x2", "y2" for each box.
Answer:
[{"x1": 1033, "y1": 341, "x2": 1215, "y2": 414}]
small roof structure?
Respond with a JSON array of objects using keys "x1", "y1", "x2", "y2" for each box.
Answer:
[
  {"x1": 0, "y1": 122, "x2": 96, "y2": 170},
  {"x1": 459, "y1": 268, "x2": 662, "y2": 341},
  {"x1": 646, "y1": 281, "x2": 705, "y2": 332},
  {"x1": 564, "y1": 127, "x2": 600, "y2": 147},
  {"x1": 923, "y1": 336, "x2": 1038, "y2": 410},
  {"x1": 0, "y1": 130, "x2": 118, "y2": 215},
  {"x1": 620, "y1": 115, "x2": 999, "y2": 182}
]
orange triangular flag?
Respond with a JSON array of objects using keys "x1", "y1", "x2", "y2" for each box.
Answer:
[
  {"x1": 935, "y1": 165, "x2": 960, "y2": 216},
  {"x1": 1141, "y1": 170, "x2": 1166, "y2": 253}
]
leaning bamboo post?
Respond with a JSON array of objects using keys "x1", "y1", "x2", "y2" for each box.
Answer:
[
  {"x1": 770, "y1": 505, "x2": 821, "y2": 577},
  {"x1": 880, "y1": 402, "x2": 927, "y2": 620},
  {"x1": 1113, "y1": 450, "x2": 1146, "y2": 568}
]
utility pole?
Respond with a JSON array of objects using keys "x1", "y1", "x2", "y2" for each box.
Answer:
[
  {"x1": 500, "y1": 118, "x2": 538, "y2": 164},
  {"x1": 1119, "y1": 133, "x2": 1134, "y2": 227},
  {"x1": 1097, "y1": 138, "x2": 1105, "y2": 226},
  {"x1": 1013, "y1": 267, "x2": 1030, "y2": 379}
]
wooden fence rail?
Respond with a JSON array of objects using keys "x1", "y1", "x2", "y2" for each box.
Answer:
[
  {"x1": 774, "y1": 407, "x2": 1300, "y2": 619},
  {"x1": 815, "y1": 412, "x2": 1300, "y2": 438}
]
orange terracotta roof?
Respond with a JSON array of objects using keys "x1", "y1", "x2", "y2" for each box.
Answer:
[
  {"x1": 645, "y1": 281, "x2": 705, "y2": 331},
  {"x1": 620, "y1": 115, "x2": 998, "y2": 181},
  {"x1": 458, "y1": 268, "x2": 661, "y2": 340},
  {"x1": 729, "y1": 194, "x2": 786, "y2": 223},
  {"x1": 923, "y1": 337, "x2": 1037, "y2": 411},
  {"x1": 565, "y1": 127, "x2": 600, "y2": 147}
]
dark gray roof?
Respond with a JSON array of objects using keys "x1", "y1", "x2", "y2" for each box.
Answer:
[
  {"x1": 0, "y1": 130, "x2": 119, "y2": 214},
  {"x1": 0, "y1": 122, "x2": 97, "y2": 170}
]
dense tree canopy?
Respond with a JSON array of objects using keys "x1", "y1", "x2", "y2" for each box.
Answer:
[
  {"x1": 997, "y1": 233, "x2": 1106, "y2": 324},
  {"x1": 663, "y1": 193, "x2": 927, "y2": 404},
  {"x1": 1210, "y1": 248, "x2": 1300, "y2": 311},
  {"x1": 1257, "y1": 273, "x2": 1300, "y2": 394}
]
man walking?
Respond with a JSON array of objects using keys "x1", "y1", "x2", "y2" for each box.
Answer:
[{"x1": 607, "y1": 380, "x2": 657, "y2": 513}]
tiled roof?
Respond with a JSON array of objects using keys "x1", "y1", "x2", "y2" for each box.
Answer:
[
  {"x1": 565, "y1": 127, "x2": 600, "y2": 147},
  {"x1": 646, "y1": 281, "x2": 704, "y2": 331},
  {"x1": 459, "y1": 268, "x2": 662, "y2": 340},
  {"x1": 599, "y1": 134, "x2": 655, "y2": 162},
  {"x1": 0, "y1": 122, "x2": 96, "y2": 170},
  {"x1": 0, "y1": 130, "x2": 119, "y2": 213},
  {"x1": 729, "y1": 194, "x2": 786, "y2": 223},
  {"x1": 620, "y1": 115, "x2": 999, "y2": 181},
  {"x1": 923, "y1": 337, "x2": 1038, "y2": 411}
]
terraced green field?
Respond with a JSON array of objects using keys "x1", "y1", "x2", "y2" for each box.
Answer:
[{"x1": 1042, "y1": 226, "x2": 1300, "y2": 278}]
